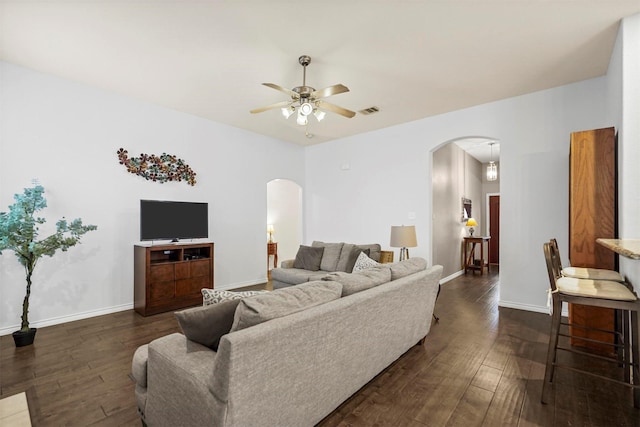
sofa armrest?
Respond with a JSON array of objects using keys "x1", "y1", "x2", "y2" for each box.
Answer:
[
  {"x1": 144, "y1": 333, "x2": 219, "y2": 426},
  {"x1": 131, "y1": 344, "x2": 149, "y2": 423},
  {"x1": 281, "y1": 259, "x2": 295, "y2": 268},
  {"x1": 132, "y1": 344, "x2": 149, "y2": 387}
]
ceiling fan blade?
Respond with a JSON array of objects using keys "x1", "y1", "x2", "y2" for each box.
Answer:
[
  {"x1": 250, "y1": 100, "x2": 292, "y2": 114},
  {"x1": 316, "y1": 100, "x2": 356, "y2": 118},
  {"x1": 262, "y1": 83, "x2": 299, "y2": 99},
  {"x1": 311, "y1": 84, "x2": 350, "y2": 99}
]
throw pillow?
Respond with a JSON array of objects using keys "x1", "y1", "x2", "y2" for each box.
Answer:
[
  {"x1": 311, "y1": 241, "x2": 344, "y2": 272},
  {"x1": 345, "y1": 247, "x2": 370, "y2": 273},
  {"x1": 230, "y1": 281, "x2": 343, "y2": 332},
  {"x1": 201, "y1": 288, "x2": 268, "y2": 306},
  {"x1": 174, "y1": 299, "x2": 241, "y2": 351},
  {"x1": 352, "y1": 251, "x2": 380, "y2": 272},
  {"x1": 355, "y1": 244, "x2": 382, "y2": 262},
  {"x1": 293, "y1": 245, "x2": 324, "y2": 271}
]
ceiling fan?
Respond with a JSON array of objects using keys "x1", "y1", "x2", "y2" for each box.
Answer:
[{"x1": 250, "y1": 55, "x2": 356, "y2": 126}]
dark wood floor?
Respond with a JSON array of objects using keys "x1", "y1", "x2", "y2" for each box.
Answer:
[{"x1": 2, "y1": 267, "x2": 639, "y2": 426}]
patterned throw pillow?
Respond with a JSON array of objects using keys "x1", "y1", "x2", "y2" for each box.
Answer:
[
  {"x1": 352, "y1": 251, "x2": 381, "y2": 272},
  {"x1": 201, "y1": 288, "x2": 268, "y2": 306}
]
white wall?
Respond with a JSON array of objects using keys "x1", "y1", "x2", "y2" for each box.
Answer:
[
  {"x1": 305, "y1": 77, "x2": 609, "y2": 313},
  {"x1": 0, "y1": 61, "x2": 305, "y2": 334},
  {"x1": 616, "y1": 14, "x2": 640, "y2": 282}
]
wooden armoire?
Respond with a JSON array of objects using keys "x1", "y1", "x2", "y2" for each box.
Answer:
[{"x1": 569, "y1": 127, "x2": 617, "y2": 353}]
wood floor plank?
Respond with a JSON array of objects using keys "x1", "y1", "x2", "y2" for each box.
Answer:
[
  {"x1": 446, "y1": 384, "x2": 494, "y2": 427},
  {"x1": 471, "y1": 364, "x2": 503, "y2": 393}
]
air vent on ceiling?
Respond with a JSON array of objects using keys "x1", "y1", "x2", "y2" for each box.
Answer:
[{"x1": 358, "y1": 106, "x2": 380, "y2": 115}]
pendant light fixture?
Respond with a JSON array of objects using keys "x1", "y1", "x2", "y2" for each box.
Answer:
[{"x1": 487, "y1": 142, "x2": 498, "y2": 181}]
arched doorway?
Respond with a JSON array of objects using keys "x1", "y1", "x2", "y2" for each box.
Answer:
[
  {"x1": 266, "y1": 179, "x2": 303, "y2": 274},
  {"x1": 431, "y1": 137, "x2": 500, "y2": 281}
]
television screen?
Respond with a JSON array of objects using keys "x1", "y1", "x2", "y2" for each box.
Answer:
[{"x1": 140, "y1": 200, "x2": 208, "y2": 241}]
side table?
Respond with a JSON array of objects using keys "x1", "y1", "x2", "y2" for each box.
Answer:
[
  {"x1": 267, "y1": 242, "x2": 278, "y2": 272},
  {"x1": 464, "y1": 236, "x2": 491, "y2": 275}
]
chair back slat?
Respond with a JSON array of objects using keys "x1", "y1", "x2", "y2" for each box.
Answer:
[
  {"x1": 549, "y1": 238, "x2": 564, "y2": 270},
  {"x1": 543, "y1": 241, "x2": 561, "y2": 292}
]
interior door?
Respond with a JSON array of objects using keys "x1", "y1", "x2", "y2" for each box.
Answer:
[{"x1": 489, "y1": 195, "x2": 500, "y2": 264}]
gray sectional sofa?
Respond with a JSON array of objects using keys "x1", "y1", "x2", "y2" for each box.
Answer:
[
  {"x1": 131, "y1": 258, "x2": 443, "y2": 427},
  {"x1": 270, "y1": 241, "x2": 383, "y2": 289}
]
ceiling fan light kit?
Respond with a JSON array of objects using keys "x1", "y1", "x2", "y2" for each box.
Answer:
[
  {"x1": 299, "y1": 102, "x2": 313, "y2": 116},
  {"x1": 250, "y1": 55, "x2": 356, "y2": 127},
  {"x1": 281, "y1": 106, "x2": 295, "y2": 119}
]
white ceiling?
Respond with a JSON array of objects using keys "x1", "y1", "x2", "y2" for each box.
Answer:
[
  {"x1": 455, "y1": 138, "x2": 500, "y2": 164},
  {"x1": 1, "y1": 1, "x2": 639, "y2": 156}
]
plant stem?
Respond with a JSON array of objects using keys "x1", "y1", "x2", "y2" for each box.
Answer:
[{"x1": 21, "y1": 268, "x2": 32, "y2": 332}]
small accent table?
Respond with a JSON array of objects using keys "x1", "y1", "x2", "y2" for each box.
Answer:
[
  {"x1": 267, "y1": 242, "x2": 278, "y2": 272},
  {"x1": 464, "y1": 236, "x2": 491, "y2": 275}
]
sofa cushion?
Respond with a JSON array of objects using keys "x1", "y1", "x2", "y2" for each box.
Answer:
[
  {"x1": 337, "y1": 246, "x2": 370, "y2": 273},
  {"x1": 201, "y1": 288, "x2": 268, "y2": 306},
  {"x1": 174, "y1": 299, "x2": 241, "y2": 351},
  {"x1": 389, "y1": 257, "x2": 428, "y2": 280},
  {"x1": 270, "y1": 267, "x2": 327, "y2": 286},
  {"x1": 323, "y1": 266, "x2": 392, "y2": 296},
  {"x1": 356, "y1": 243, "x2": 382, "y2": 262},
  {"x1": 336, "y1": 243, "x2": 355, "y2": 272},
  {"x1": 230, "y1": 281, "x2": 343, "y2": 332},
  {"x1": 312, "y1": 241, "x2": 344, "y2": 272},
  {"x1": 293, "y1": 245, "x2": 324, "y2": 271},
  {"x1": 353, "y1": 251, "x2": 381, "y2": 272}
]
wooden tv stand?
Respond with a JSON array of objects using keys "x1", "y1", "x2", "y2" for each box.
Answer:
[{"x1": 134, "y1": 242, "x2": 214, "y2": 316}]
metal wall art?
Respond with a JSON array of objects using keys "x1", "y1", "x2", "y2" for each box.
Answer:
[{"x1": 117, "y1": 148, "x2": 197, "y2": 186}]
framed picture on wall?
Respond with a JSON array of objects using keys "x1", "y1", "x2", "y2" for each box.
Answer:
[{"x1": 462, "y1": 198, "x2": 472, "y2": 222}]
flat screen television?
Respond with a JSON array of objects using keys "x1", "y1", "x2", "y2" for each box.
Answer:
[{"x1": 140, "y1": 200, "x2": 208, "y2": 242}]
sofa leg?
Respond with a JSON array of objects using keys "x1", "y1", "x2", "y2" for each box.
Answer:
[{"x1": 417, "y1": 336, "x2": 426, "y2": 346}]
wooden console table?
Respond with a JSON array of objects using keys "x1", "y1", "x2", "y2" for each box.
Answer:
[{"x1": 464, "y1": 236, "x2": 491, "y2": 275}]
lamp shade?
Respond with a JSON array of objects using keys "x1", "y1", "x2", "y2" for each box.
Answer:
[
  {"x1": 390, "y1": 225, "x2": 417, "y2": 248},
  {"x1": 465, "y1": 218, "x2": 478, "y2": 227}
]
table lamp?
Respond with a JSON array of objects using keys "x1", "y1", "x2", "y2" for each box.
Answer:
[
  {"x1": 466, "y1": 218, "x2": 478, "y2": 236},
  {"x1": 267, "y1": 224, "x2": 274, "y2": 243},
  {"x1": 390, "y1": 225, "x2": 417, "y2": 261}
]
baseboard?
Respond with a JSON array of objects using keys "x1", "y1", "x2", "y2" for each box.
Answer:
[
  {"x1": 0, "y1": 278, "x2": 271, "y2": 336},
  {"x1": 440, "y1": 269, "x2": 464, "y2": 284},
  {"x1": 498, "y1": 299, "x2": 568, "y2": 317},
  {"x1": 216, "y1": 278, "x2": 268, "y2": 291},
  {"x1": 0, "y1": 302, "x2": 133, "y2": 337}
]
